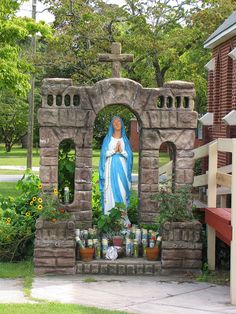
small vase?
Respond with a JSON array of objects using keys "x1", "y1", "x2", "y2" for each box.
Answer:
[
  {"x1": 113, "y1": 236, "x2": 123, "y2": 247},
  {"x1": 146, "y1": 247, "x2": 159, "y2": 261},
  {"x1": 79, "y1": 248, "x2": 94, "y2": 262}
]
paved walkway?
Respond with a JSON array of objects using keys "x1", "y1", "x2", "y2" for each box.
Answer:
[
  {"x1": 0, "y1": 166, "x2": 39, "y2": 171},
  {"x1": 1, "y1": 275, "x2": 236, "y2": 313},
  {"x1": 0, "y1": 279, "x2": 29, "y2": 303}
]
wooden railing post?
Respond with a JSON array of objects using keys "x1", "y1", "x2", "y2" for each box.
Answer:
[
  {"x1": 207, "y1": 141, "x2": 217, "y2": 270},
  {"x1": 231, "y1": 140, "x2": 236, "y2": 304}
]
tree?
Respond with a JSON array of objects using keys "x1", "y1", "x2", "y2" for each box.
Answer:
[
  {"x1": 0, "y1": 0, "x2": 52, "y2": 97},
  {"x1": 41, "y1": 0, "x2": 236, "y2": 116},
  {"x1": 42, "y1": 0, "x2": 127, "y2": 84},
  {"x1": 0, "y1": 91, "x2": 28, "y2": 152},
  {"x1": 0, "y1": 1, "x2": 52, "y2": 151},
  {"x1": 93, "y1": 105, "x2": 135, "y2": 148}
]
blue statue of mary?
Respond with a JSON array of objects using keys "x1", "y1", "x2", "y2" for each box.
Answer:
[{"x1": 99, "y1": 116, "x2": 133, "y2": 216}]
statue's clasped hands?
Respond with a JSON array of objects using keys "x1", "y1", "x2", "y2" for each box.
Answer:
[{"x1": 115, "y1": 141, "x2": 122, "y2": 153}]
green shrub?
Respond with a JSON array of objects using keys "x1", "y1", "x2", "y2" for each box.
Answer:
[
  {"x1": 58, "y1": 140, "x2": 75, "y2": 203},
  {"x1": 0, "y1": 170, "x2": 41, "y2": 261},
  {"x1": 97, "y1": 203, "x2": 125, "y2": 236},
  {"x1": 92, "y1": 171, "x2": 102, "y2": 225},
  {"x1": 153, "y1": 184, "x2": 194, "y2": 228},
  {"x1": 127, "y1": 190, "x2": 138, "y2": 224}
]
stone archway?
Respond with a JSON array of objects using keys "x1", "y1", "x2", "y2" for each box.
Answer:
[{"x1": 38, "y1": 77, "x2": 197, "y2": 227}]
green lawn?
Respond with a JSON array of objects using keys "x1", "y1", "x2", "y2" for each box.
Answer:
[
  {"x1": 0, "y1": 182, "x2": 22, "y2": 198},
  {"x1": 0, "y1": 144, "x2": 169, "y2": 197},
  {"x1": 0, "y1": 145, "x2": 40, "y2": 167},
  {"x1": 0, "y1": 260, "x2": 33, "y2": 279},
  {"x1": 0, "y1": 304, "x2": 128, "y2": 314},
  {"x1": 0, "y1": 144, "x2": 170, "y2": 175}
]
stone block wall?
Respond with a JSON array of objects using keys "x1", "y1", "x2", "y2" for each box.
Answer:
[
  {"x1": 161, "y1": 221, "x2": 202, "y2": 274},
  {"x1": 34, "y1": 218, "x2": 76, "y2": 275}
]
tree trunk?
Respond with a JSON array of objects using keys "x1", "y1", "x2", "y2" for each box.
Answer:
[
  {"x1": 152, "y1": 58, "x2": 164, "y2": 87},
  {"x1": 5, "y1": 142, "x2": 12, "y2": 152}
]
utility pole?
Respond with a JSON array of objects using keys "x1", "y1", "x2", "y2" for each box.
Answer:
[{"x1": 26, "y1": 0, "x2": 37, "y2": 169}]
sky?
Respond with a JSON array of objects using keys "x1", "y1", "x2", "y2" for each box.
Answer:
[{"x1": 17, "y1": 0, "x2": 126, "y2": 23}]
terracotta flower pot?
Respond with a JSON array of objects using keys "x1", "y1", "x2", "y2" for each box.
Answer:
[
  {"x1": 113, "y1": 236, "x2": 123, "y2": 247},
  {"x1": 146, "y1": 247, "x2": 159, "y2": 261},
  {"x1": 79, "y1": 248, "x2": 94, "y2": 262}
]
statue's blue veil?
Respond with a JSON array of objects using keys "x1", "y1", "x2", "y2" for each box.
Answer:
[{"x1": 99, "y1": 116, "x2": 133, "y2": 210}]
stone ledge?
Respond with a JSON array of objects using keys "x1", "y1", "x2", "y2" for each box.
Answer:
[{"x1": 76, "y1": 258, "x2": 161, "y2": 276}]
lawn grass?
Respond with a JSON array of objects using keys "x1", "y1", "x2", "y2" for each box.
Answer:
[
  {"x1": 0, "y1": 260, "x2": 34, "y2": 279},
  {"x1": 0, "y1": 144, "x2": 170, "y2": 174},
  {"x1": 0, "y1": 182, "x2": 22, "y2": 198},
  {"x1": 0, "y1": 304, "x2": 128, "y2": 314},
  {"x1": 0, "y1": 145, "x2": 40, "y2": 167}
]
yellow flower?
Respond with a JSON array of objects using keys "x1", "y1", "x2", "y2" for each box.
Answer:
[
  {"x1": 53, "y1": 188, "x2": 58, "y2": 195},
  {"x1": 38, "y1": 204, "x2": 43, "y2": 210},
  {"x1": 25, "y1": 212, "x2": 31, "y2": 217},
  {"x1": 32, "y1": 197, "x2": 36, "y2": 201},
  {"x1": 6, "y1": 218, "x2": 11, "y2": 224},
  {"x1": 38, "y1": 184, "x2": 42, "y2": 189},
  {"x1": 30, "y1": 201, "x2": 33, "y2": 206},
  {"x1": 38, "y1": 198, "x2": 43, "y2": 203}
]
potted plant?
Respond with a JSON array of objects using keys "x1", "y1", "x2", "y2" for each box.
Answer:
[
  {"x1": 152, "y1": 184, "x2": 202, "y2": 272},
  {"x1": 35, "y1": 188, "x2": 71, "y2": 222},
  {"x1": 112, "y1": 232, "x2": 123, "y2": 247},
  {"x1": 146, "y1": 246, "x2": 160, "y2": 261},
  {"x1": 146, "y1": 236, "x2": 162, "y2": 261},
  {"x1": 153, "y1": 184, "x2": 194, "y2": 228},
  {"x1": 34, "y1": 188, "x2": 76, "y2": 274},
  {"x1": 79, "y1": 245, "x2": 94, "y2": 262}
]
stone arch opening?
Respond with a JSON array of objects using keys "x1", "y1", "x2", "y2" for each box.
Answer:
[
  {"x1": 38, "y1": 77, "x2": 197, "y2": 227},
  {"x1": 159, "y1": 141, "x2": 176, "y2": 192},
  {"x1": 58, "y1": 139, "x2": 75, "y2": 204},
  {"x1": 92, "y1": 103, "x2": 140, "y2": 225}
]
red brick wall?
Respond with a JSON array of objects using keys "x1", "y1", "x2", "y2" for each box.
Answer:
[
  {"x1": 205, "y1": 36, "x2": 236, "y2": 167},
  {"x1": 130, "y1": 119, "x2": 139, "y2": 152}
]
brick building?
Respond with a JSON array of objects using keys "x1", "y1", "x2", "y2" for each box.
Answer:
[
  {"x1": 202, "y1": 11, "x2": 236, "y2": 166},
  {"x1": 129, "y1": 118, "x2": 139, "y2": 152}
]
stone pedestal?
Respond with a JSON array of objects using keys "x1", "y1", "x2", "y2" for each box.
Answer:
[
  {"x1": 161, "y1": 221, "x2": 202, "y2": 275},
  {"x1": 77, "y1": 258, "x2": 161, "y2": 275},
  {"x1": 34, "y1": 218, "x2": 76, "y2": 275}
]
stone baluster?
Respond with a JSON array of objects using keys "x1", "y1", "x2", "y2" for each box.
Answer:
[
  {"x1": 61, "y1": 94, "x2": 65, "y2": 107},
  {"x1": 163, "y1": 96, "x2": 167, "y2": 109},
  {"x1": 71, "y1": 94, "x2": 74, "y2": 107},
  {"x1": 189, "y1": 98, "x2": 195, "y2": 111}
]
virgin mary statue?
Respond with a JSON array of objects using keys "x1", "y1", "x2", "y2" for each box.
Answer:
[{"x1": 99, "y1": 116, "x2": 133, "y2": 216}]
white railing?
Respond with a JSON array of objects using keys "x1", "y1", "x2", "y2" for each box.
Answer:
[
  {"x1": 193, "y1": 138, "x2": 236, "y2": 305},
  {"x1": 159, "y1": 160, "x2": 173, "y2": 179}
]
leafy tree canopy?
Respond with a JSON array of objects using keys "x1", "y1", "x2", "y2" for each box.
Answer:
[
  {"x1": 0, "y1": 91, "x2": 28, "y2": 152},
  {"x1": 0, "y1": 0, "x2": 52, "y2": 96},
  {"x1": 41, "y1": 0, "x2": 236, "y2": 115}
]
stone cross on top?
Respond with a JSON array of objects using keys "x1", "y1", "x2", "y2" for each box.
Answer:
[{"x1": 98, "y1": 42, "x2": 133, "y2": 78}]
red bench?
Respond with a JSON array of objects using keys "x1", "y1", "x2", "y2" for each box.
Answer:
[{"x1": 205, "y1": 208, "x2": 232, "y2": 246}]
